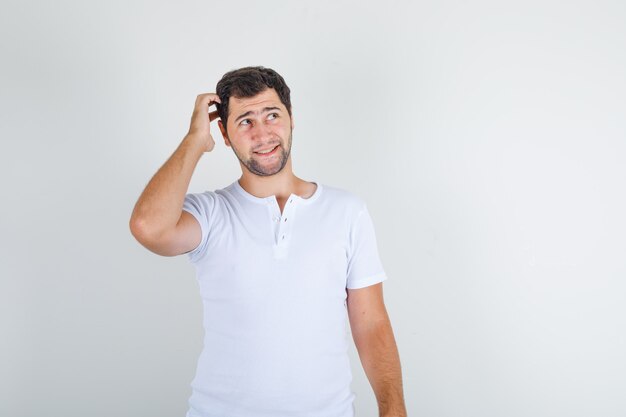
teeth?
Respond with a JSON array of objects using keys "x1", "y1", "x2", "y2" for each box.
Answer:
[{"x1": 256, "y1": 146, "x2": 276, "y2": 154}]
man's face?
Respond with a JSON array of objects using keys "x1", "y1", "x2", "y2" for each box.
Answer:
[{"x1": 218, "y1": 88, "x2": 293, "y2": 177}]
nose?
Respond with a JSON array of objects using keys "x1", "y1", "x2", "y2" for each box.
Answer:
[{"x1": 250, "y1": 121, "x2": 272, "y2": 142}]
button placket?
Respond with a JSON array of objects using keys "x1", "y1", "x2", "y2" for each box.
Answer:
[
  {"x1": 266, "y1": 197, "x2": 282, "y2": 243},
  {"x1": 277, "y1": 194, "x2": 297, "y2": 245}
]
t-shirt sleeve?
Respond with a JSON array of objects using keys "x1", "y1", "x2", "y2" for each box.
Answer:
[
  {"x1": 346, "y1": 204, "x2": 388, "y2": 289},
  {"x1": 182, "y1": 192, "x2": 215, "y2": 263}
]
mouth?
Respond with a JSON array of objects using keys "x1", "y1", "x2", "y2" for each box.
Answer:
[{"x1": 254, "y1": 145, "x2": 280, "y2": 157}]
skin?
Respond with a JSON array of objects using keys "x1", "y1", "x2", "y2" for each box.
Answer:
[
  {"x1": 180, "y1": 88, "x2": 408, "y2": 415},
  {"x1": 347, "y1": 283, "x2": 408, "y2": 417},
  {"x1": 217, "y1": 88, "x2": 315, "y2": 214}
]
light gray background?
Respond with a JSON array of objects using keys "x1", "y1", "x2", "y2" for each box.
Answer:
[{"x1": 1, "y1": 1, "x2": 625, "y2": 416}]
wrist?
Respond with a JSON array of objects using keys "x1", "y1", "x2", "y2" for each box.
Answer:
[{"x1": 183, "y1": 133, "x2": 210, "y2": 153}]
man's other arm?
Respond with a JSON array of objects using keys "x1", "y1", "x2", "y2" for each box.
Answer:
[
  {"x1": 129, "y1": 93, "x2": 221, "y2": 256},
  {"x1": 347, "y1": 283, "x2": 407, "y2": 417}
]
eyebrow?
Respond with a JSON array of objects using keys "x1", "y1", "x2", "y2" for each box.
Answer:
[{"x1": 234, "y1": 106, "x2": 282, "y2": 123}]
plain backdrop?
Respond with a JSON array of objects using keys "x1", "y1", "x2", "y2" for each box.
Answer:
[{"x1": 1, "y1": 1, "x2": 625, "y2": 416}]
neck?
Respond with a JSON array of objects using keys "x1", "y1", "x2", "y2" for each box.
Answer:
[{"x1": 238, "y1": 158, "x2": 306, "y2": 200}]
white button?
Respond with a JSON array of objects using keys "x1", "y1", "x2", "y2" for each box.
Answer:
[{"x1": 273, "y1": 216, "x2": 280, "y2": 222}]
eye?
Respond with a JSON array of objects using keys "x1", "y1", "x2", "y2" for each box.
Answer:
[
  {"x1": 267, "y1": 113, "x2": 279, "y2": 120},
  {"x1": 240, "y1": 119, "x2": 251, "y2": 126}
]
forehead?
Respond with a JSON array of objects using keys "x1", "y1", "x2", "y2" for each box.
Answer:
[{"x1": 228, "y1": 88, "x2": 285, "y2": 116}]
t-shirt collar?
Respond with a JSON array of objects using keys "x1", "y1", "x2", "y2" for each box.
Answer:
[{"x1": 232, "y1": 179, "x2": 322, "y2": 205}]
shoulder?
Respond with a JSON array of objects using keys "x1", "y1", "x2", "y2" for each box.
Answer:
[
  {"x1": 184, "y1": 184, "x2": 233, "y2": 211},
  {"x1": 184, "y1": 190, "x2": 218, "y2": 205},
  {"x1": 318, "y1": 183, "x2": 368, "y2": 214}
]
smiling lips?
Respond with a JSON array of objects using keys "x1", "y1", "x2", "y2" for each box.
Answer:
[{"x1": 254, "y1": 145, "x2": 279, "y2": 156}]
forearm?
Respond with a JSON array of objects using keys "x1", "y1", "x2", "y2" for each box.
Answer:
[
  {"x1": 130, "y1": 134, "x2": 205, "y2": 238},
  {"x1": 353, "y1": 319, "x2": 407, "y2": 417}
]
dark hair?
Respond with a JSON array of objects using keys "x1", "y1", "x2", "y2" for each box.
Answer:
[{"x1": 216, "y1": 66, "x2": 292, "y2": 129}]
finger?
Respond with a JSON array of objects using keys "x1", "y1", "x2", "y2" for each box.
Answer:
[
  {"x1": 196, "y1": 93, "x2": 221, "y2": 105},
  {"x1": 208, "y1": 110, "x2": 219, "y2": 122}
]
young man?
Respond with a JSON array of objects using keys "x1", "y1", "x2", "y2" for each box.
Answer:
[{"x1": 129, "y1": 66, "x2": 407, "y2": 417}]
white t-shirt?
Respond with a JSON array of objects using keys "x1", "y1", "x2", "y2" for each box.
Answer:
[{"x1": 182, "y1": 180, "x2": 387, "y2": 417}]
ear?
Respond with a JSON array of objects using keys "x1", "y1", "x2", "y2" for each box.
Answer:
[
  {"x1": 218, "y1": 120, "x2": 231, "y2": 147},
  {"x1": 290, "y1": 109, "x2": 295, "y2": 130}
]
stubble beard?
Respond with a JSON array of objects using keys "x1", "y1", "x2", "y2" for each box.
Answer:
[{"x1": 232, "y1": 129, "x2": 293, "y2": 177}]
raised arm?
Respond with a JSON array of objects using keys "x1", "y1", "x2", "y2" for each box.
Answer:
[{"x1": 129, "y1": 93, "x2": 221, "y2": 256}]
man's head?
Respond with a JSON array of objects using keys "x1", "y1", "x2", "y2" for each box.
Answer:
[
  {"x1": 215, "y1": 66, "x2": 294, "y2": 177},
  {"x1": 216, "y1": 66, "x2": 292, "y2": 132}
]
